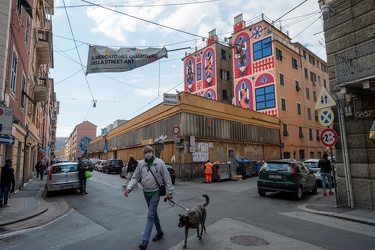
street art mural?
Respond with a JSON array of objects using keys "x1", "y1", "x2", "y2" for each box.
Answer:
[
  {"x1": 203, "y1": 48, "x2": 215, "y2": 89},
  {"x1": 233, "y1": 32, "x2": 251, "y2": 79},
  {"x1": 204, "y1": 88, "x2": 216, "y2": 100},
  {"x1": 234, "y1": 79, "x2": 252, "y2": 110},
  {"x1": 254, "y1": 73, "x2": 277, "y2": 116},
  {"x1": 184, "y1": 57, "x2": 195, "y2": 93}
]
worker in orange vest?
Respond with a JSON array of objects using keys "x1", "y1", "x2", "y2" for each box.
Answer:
[{"x1": 204, "y1": 160, "x2": 213, "y2": 183}]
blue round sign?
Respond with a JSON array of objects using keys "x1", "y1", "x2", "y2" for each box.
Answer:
[{"x1": 318, "y1": 108, "x2": 334, "y2": 127}]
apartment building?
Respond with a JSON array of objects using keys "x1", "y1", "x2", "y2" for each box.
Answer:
[{"x1": 182, "y1": 14, "x2": 329, "y2": 161}]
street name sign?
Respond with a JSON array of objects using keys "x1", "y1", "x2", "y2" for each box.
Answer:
[
  {"x1": 163, "y1": 93, "x2": 178, "y2": 106},
  {"x1": 320, "y1": 128, "x2": 338, "y2": 147},
  {"x1": 0, "y1": 135, "x2": 15, "y2": 145},
  {"x1": 0, "y1": 107, "x2": 14, "y2": 135},
  {"x1": 315, "y1": 87, "x2": 336, "y2": 110}
]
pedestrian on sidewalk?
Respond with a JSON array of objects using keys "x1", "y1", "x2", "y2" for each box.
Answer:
[
  {"x1": 204, "y1": 160, "x2": 213, "y2": 183},
  {"x1": 318, "y1": 152, "x2": 334, "y2": 196},
  {"x1": 35, "y1": 161, "x2": 41, "y2": 178},
  {"x1": 78, "y1": 158, "x2": 89, "y2": 195},
  {"x1": 0, "y1": 159, "x2": 16, "y2": 207},
  {"x1": 123, "y1": 155, "x2": 138, "y2": 188},
  {"x1": 39, "y1": 161, "x2": 46, "y2": 180},
  {"x1": 124, "y1": 145, "x2": 174, "y2": 250}
]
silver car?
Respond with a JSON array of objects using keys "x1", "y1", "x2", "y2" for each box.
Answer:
[{"x1": 46, "y1": 162, "x2": 81, "y2": 196}]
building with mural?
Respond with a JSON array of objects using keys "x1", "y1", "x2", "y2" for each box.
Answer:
[
  {"x1": 183, "y1": 13, "x2": 329, "y2": 161},
  {"x1": 64, "y1": 121, "x2": 97, "y2": 161}
]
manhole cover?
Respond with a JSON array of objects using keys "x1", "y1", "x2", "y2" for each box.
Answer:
[
  {"x1": 1, "y1": 234, "x2": 28, "y2": 242},
  {"x1": 230, "y1": 235, "x2": 269, "y2": 246}
]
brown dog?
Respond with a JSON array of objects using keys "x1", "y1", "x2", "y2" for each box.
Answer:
[{"x1": 178, "y1": 194, "x2": 210, "y2": 249}]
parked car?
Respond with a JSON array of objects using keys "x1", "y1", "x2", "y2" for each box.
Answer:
[
  {"x1": 257, "y1": 159, "x2": 317, "y2": 200},
  {"x1": 165, "y1": 163, "x2": 176, "y2": 185},
  {"x1": 102, "y1": 159, "x2": 124, "y2": 174},
  {"x1": 120, "y1": 164, "x2": 128, "y2": 178},
  {"x1": 303, "y1": 158, "x2": 334, "y2": 187},
  {"x1": 95, "y1": 160, "x2": 107, "y2": 172},
  {"x1": 46, "y1": 162, "x2": 81, "y2": 196}
]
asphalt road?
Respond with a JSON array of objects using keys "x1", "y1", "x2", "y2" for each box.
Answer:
[{"x1": 0, "y1": 172, "x2": 374, "y2": 250}]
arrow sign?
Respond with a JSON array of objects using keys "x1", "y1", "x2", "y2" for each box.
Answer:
[
  {"x1": 0, "y1": 135, "x2": 15, "y2": 145},
  {"x1": 315, "y1": 87, "x2": 336, "y2": 110}
]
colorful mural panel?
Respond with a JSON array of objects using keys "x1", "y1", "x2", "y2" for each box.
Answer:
[
  {"x1": 203, "y1": 48, "x2": 215, "y2": 89},
  {"x1": 253, "y1": 56, "x2": 274, "y2": 73},
  {"x1": 255, "y1": 73, "x2": 275, "y2": 86},
  {"x1": 184, "y1": 57, "x2": 195, "y2": 93},
  {"x1": 235, "y1": 79, "x2": 253, "y2": 110},
  {"x1": 204, "y1": 88, "x2": 216, "y2": 100},
  {"x1": 233, "y1": 32, "x2": 251, "y2": 79}
]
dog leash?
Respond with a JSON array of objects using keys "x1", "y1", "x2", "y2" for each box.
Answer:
[{"x1": 164, "y1": 197, "x2": 190, "y2": 211}]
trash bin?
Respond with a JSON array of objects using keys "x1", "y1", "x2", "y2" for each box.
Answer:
[
  {"x1": 235, "y1": 159, "x2": 246, "y2": 179},
  {"x1": 243, "y1": 158, "x2": 256, "y2": 177},
  {"x1": 212, "y1": 162, "x2": 231, "y2": 182}
]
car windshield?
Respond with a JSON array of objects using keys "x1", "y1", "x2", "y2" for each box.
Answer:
[
  {"x1": 264, "y1": 163, "x2": 291, "y2": 171},
  {"x1": 111, "y1": 160, "x2": 121, "y2": 164},
  {"x1": 52, "y1": 164, "x2": 78, "y2": 173},
  {"x1": 304, "y1": 162, "x2": 319, "y2": 168}
]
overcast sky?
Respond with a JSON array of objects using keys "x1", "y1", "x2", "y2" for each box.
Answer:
[{"x1": 52, "y1": 0, "x2": 326, "y2": 138}]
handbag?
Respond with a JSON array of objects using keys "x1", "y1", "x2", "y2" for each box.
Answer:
[
  {"x1": 85, "y1": 170, "x2": 92, "y2": 178},
  {"x1": 148, "y1": 164, "x2": 166, "y2": 196}
]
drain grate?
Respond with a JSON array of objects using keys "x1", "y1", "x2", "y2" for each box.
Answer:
[
  {"x1": 230, "y1": 235, "x2": 269, "y2": 246},
  {"x1": 1, "y1": 234, "x2": 28, "y2": 242}
]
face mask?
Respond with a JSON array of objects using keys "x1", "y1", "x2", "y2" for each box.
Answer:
[{"x1": 145, "y1": 153, "x2": 153, "y2": 160}]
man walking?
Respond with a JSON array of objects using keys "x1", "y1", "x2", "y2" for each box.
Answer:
[
  {"x1": 318, "y1": 152, "x2": 334, "y2": 196},
  {"x1": 0, "y1": 159, "x2": 16, "y2": 207},
  {"x1": 123, "y1": 155, "x2": 138, "y2": 188},
  {"x1": 124, "y1": 145, "x2": 174, "y2": 250}
]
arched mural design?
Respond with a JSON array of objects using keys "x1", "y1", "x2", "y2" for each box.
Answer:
[
  {"x1": 233, "y1": 32, "x2": 251, "y2": 79},
  {"x1": 235, "y1": 79, "x2": 252, "y2": 110},
  {"x1": 255, "y1": 73, "x2": 275, "y2": 86},
  {"x1": 184, "y1": 57, "x2": 195, "y2": 93},
  {"x1": 203, "y1": 48, "x2": 215, "y2": 89},
  {"x1": 204, "y1": 88, "x2": 216, "y2": 100}
]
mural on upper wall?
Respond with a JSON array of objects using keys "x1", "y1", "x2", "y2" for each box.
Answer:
[
  {"x1": 254, "y1": 73, "x2": 278, "y2": 117},
  {"x1": 204, "y1": 88, "x2": 216, "y2": 100},
  {"x1": 184, "y1": 57, "x2": 195, "y2": 93},
  {"x1": 234, "y1": 79, "x2": 252, "y2": 110},
  {"x1": 233, "y1": 32, "x2": 251, "y2": 79},
  {"x1": 203, "y1": 48, "x2": 215, "y2": 89}
]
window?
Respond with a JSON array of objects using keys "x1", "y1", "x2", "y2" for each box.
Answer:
[
  {"x1": 255, "y1": 85, "x2": 276, "y2": 110},
  {"x1": 313, "y1": 90, "x2": 317, "y2": 101},
  {"x1": 304, "y1": 68, "x2": 308, "y2": 78},
  {"x1": 303, "y1": 50, "x2": 306, "y2": 59},
  {"x1": 316, "y1": 130, "x2": 320, "y2": 141},
  {"x1": 310, "y1": 71, "x2": 317, "y2": 82},
  {"x1": 295, "y1": 80, "x2": 300, "y2": 91},
  {"x1": 309, "y1": 129, "x2": 313, "y2": 141},
  {"x1": 279, "y1": 73, "x2": 284, "y2": 86},
  {"x1": 221, "y1": 49, "x2": 226, "y2": 60},
  {"x1": 17, "y1": 0, "x2": 22, "y2": 17},
  {"x1": 306, "y1": 87, "x2": 310, "y2": 99},
  {"x1": 309, "y1": 55, "x2": 315, "y2": 65},
  {"x1": 281, "y1": 98, "x2": 286, "y2": 111},
  {"x1": 283, "y1": 123, "x2": 289, "y2": 137},
  {"x1": 21, "y1": 74, "x2": 26, "y2": 108},
  {"x1": 321, "y1": 64, "x2": 327, "y2": 73},
  {"x1": 292, "y1": 57, "x2": 298, "y2": 69},
  {"x1": 299, "y1": 126, "x2": 304, "y2": 138},
  {"x1": 318, "y1": 75, "x2": 321, "y2": 85},
  {"x1": 25, "y1": 15, "x2": 30, "y2": 48},
  {"x1": 10, "y1": 50, "x2": 18, "y2": 94},
  {"x1": 222, "y1": 90, "x2": 228, "y2": 100},
  {"x1": 276, "y1": 48, "x2": 283, "y2": 61},
  {"x1": 253, "y1": 37, "x2": 272, "y2": 60},
  {"x1": 297, "y1": 103, "x2": 301, "y2": 115},
  {"x1": 307, "y1": 108, "x2": 311, "y2": 120},
  {"x1": 220, "y1": 69, "x2": 229, "y2": 80},
  {"x1": 196, "y1": 63, "x2": 201, "y2": 81},
  {"x1": 317, "y1": 61, "x2": 320, "y2": 68},
  {"x1": 315, "y1": 110, "x2": 318, "y2": 120},
  {"x1": 323, "y1": 79, "x2": 327, "y2": 88}
]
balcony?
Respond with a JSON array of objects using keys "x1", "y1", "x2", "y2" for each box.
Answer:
[
  {"x1": 35, "y1": 28, "x2": 52, "y2": 65},
  {"x1": 34, "y1": 85, "x2": 47, "y2": 102}
]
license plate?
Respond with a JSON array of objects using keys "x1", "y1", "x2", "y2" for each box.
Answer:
[
  {"x1": 269, "y1": 174, "x2": 282, "y2": 179},
  {"x1": 61, "y1": 185, "x2": 73, "y2": 190}
]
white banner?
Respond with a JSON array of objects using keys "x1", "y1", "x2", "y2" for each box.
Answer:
[{"x1": 86, "y1": 46, "x2": 168, "y2": 74}]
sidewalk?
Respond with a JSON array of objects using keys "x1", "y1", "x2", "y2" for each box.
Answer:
[{"x1": 0, "y1": 177, "x2": 374, "y2": 229}]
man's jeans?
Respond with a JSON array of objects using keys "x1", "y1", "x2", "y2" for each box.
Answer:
[
  {"x1": 142, "y1": 194, "x2": 162, "y2": 243},
  {"x1": 0, "y1": 184, "x2": 11, "y2": 205},
  {"x1": 80, "y1": 178, "x2": 87, "y2": 193},
  {"x1": 320, "y1": 172, "x2": 332, "y2": 192}
]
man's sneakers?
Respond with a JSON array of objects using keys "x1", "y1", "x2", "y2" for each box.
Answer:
[
  {"x1": 139, "y1": 241, "x2": 148, "y2": 250},
  {"x1": 323, "y1": 192, "x2": 327, "y2": 196},
  {"x1": 329, "y1": 191, "x2": 334, "y2": 195},
  {"x1": 152, "y1": 231, "x2": 164, "y2": 241}
]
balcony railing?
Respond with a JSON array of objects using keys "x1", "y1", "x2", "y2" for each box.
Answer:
[
  {"x1": 35, "y1": 28, "x2": 52, "y2": 65},
  {"x1": 34, "y1": 85, "x2": 47, "y2": 102}
]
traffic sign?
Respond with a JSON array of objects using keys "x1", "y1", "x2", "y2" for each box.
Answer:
[
  {"x1": 173, "y1": 125, "x2": 180, "y2": 139},
  {"x1": 0, "y1": 135, "x2": 15, "y2": 145},
  {"x1": 315, "y1": 87, "x2": 336, "y2": 110},
  {"x1": 320, "y1": 128, "x2": 338, "y2": 147},
  {"x1": 318, "y1": 108, "x2": 334, "y2": 127}
]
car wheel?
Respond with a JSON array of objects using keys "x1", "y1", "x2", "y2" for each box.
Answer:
[
  {"x1": 294, "y1": 186, "x2": 303, "y2": 200},
  {"x1": 312, "y1": 183, "x2": 318, "y2": 195},
  {"x1": 258, "y1": 189, "x2": 266, "y2": 196}
]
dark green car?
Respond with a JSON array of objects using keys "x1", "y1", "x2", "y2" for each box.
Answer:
[{"x1": 257, "y1": 159, "x2": 317, "y2": 200}]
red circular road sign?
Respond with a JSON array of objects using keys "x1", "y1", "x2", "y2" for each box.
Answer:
[
  {"x1": 173, "y1": 125, "x2": 180, "y2": 135},
  {"x1": 320, "y1": 128, "x2": 338, "y2": 147}
]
